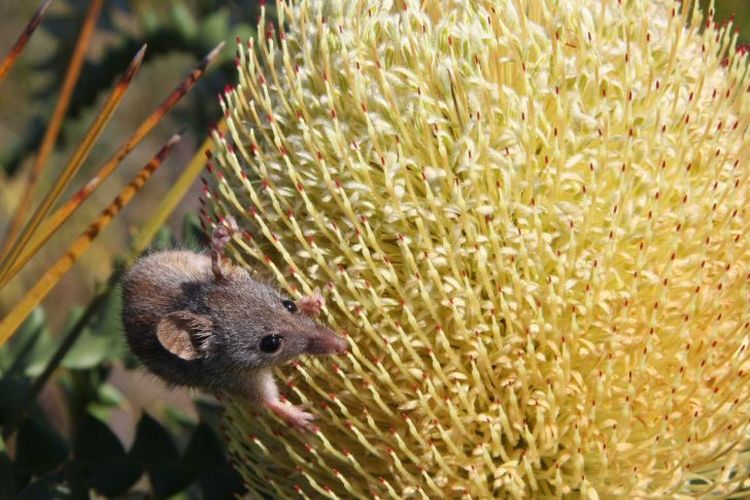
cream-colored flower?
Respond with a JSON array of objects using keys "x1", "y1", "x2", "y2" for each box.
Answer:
[{"x1": 208, "y1": 0, "x2": 750, "y2": 496}]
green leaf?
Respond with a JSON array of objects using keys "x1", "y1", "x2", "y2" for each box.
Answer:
[
  {"x1": 140, "y1": 7, "x2": 160, "y2": 35},
  {"x1": 0, "y1": 309, "x2": 44, "y2": 372},
  {"x1": 196, "y1": 10, "x2": 230, "y2": 51},
  {"x1": 0, "y1": 309, "x2": 53, "y2": 377},
  {"x1": 198, "y1": 462, "x2": 245, "y2": 499},
  {"x1": 74, "y1": 413, "x2": 141, "y2": 497},
  {"x1": 171, "y1": 3, "x2": 198, "y2": 40},
  {"x1": 21, "y1": 332, "x2": 57, "y2": 378},
  {"x1": 14, "y1": 417, "x2": 69, "y2": 478},
  {"x1": 0, "y1": 118, "x2": 45, "y2": 177},
  {"x1": 129, "y1": 413, "x2": 193, "y2": 497},
  {"x1": 96, "y1": 383, "x2": 125, "y2": 407},
  {"x1": 90, "y1": 285, "x2": 123, "y2": 340},
  {"x1": 61, "y1": 291, "x2": 124, "y2": 370},
  {"x1": 60, "y1": 326, "x2": 110, "y2": 370},
  {"x1": 163, "y1": 404, "x2": 198, "y2": 432}
]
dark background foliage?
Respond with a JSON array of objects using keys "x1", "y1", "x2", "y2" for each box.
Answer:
[
  {"x1": 0, "y1": 0, "x2": 267, "y2": 497},
  {"x1": 0, "y1": 215, "x2": 249, "y2": 498}
]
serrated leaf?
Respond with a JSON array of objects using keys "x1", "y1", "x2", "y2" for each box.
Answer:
[
  {"x1": 74, "y1": 413, "x2": 141, "y2": 496},
  {"x1": 14, "y1": 417, "x2": 69, "y2": 478},
  {"x1": 1, "y1": 118, "x2": 45, "y2": 177},
  {"x1": 20, "y1": 334, "x2": 56, "y2": 378},
  {"x1": 74, "y1": 414, "x2": 124, "y2": 460},
  {"x1": 129, "y1": 413, "x2": 193, "y2": 497}
]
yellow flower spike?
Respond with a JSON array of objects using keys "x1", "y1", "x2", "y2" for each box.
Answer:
[
  {"x1": 248, "y1": 433, "x2": 271, "y2": 457},
  {"x1": 209, "y1": 0, "x2": 750, "y2": 496},
  {"x1": 300, "y1": 469, "x2": 339, "y2": 499}
]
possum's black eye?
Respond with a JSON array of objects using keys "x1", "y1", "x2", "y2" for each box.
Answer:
[
  {"x1": 260, "y1": 334, "x2": 282, "y2": 353},
  {"x1": 281, "y1": 300, "x2": 298, "y2": 314}
]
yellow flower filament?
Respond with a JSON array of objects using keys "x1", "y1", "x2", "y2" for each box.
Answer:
[{"x1": 210, "y1": 0, "x2": 750, "y2": 496}]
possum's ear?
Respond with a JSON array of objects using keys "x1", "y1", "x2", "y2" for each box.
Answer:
[{"x1": 156, "y1": 311, "x2": 213, "y2": 360}]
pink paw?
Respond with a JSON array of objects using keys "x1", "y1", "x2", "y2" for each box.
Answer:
[
  {"x1": 296, "y1": 293, "x2": 324, "y2": 317},
  {"x1": 210, "y1": 216, "x2": 239, "y2": 281},
  {"x1": 266, "y1": 400, "x2": 316, "y2": 431},
  {"x1": 211, "y1": 216, "x2": 239, "y2": 252}
]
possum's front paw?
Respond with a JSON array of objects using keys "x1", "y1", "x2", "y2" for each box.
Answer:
[
  {"x1": 266, "y1": 399, "x2": 315, "y2": 431},
  {"x1": 296, "y1": 293, "x2": 324, "y2": 318}
]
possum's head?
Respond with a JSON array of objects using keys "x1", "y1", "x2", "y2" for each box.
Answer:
[{"x1": 155, "y1": 263, "x2": 348, "y2": 370}]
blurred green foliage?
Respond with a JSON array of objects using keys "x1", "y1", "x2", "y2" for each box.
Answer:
[
  {"x1": 0, "y1": 215, "x2": 244, "y2": 498},
  {"x1": 0, "y1": 1, "x2": 261, "y2": 495},
  {"x1": 2, "y1": 0, "x2": 261, "y2": 176},
  {"x1": 0, "y1": 0, "x2": 273, "y2": 338}
]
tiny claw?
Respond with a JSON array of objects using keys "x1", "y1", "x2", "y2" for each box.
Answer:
[
  {"x1": 212, "y1": 216, "x2": 239, "y2": 251},
  {"x1": 266, "y1": 400, "x2": 316, "y2": 431},
  {"x1": 211, "y1": 216, "x2": 239, "y2": 282}
]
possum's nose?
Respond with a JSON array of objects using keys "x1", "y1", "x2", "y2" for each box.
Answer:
[{"x1": 306, "y1": 330, "x2": 348, "y2": 355}]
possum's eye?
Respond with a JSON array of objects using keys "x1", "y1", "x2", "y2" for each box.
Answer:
[
  {"x1": 260, "y1": 334, "x2": 282, "y2": 353},
  {"x1": 281, "y1": 300, "x2": 298, "y2": 314}
]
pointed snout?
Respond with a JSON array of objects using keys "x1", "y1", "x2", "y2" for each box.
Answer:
[{"x1": 306, "y1": 329, "x2": 348, "y2": 355}]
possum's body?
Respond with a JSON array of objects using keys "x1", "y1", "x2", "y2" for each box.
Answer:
[
  {"x1": 122, "y1": 251, "x2": 247, "y2": 392},
  {"x1": 121, "y1": 216, "x2": 347, "y2": 430},
  {"x1": 121, "y1": 250, "x2": 347, "y2": 406}
]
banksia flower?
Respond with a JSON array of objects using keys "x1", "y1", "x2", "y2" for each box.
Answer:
[{"x1": 208, "y1": 0, "x2": 750, "y2": 496}]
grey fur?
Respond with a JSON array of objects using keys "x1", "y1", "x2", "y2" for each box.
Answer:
[{"x1": 121, "y1": 250, "x2": 346, "y2": 401}]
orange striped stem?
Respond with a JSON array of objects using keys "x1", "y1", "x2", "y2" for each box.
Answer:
[
  {"x1": 130, "y1": 120, "x2": 226, "y2": 258},
  {"x1": 0, "y1": 0, "x2": 52, "y2": 82},
  {"x1": 0, "y1": 134, "x2": 182, "y2": 344},
  {"x1": 4, "y1": 42, "x2": 224, "y2": 282},
  {"x1": 0, "y1": 0, "x2": 104, "y2": 262},
  {"x1": 0, "y1": 45, "x2": 146, "y2": 285}
]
